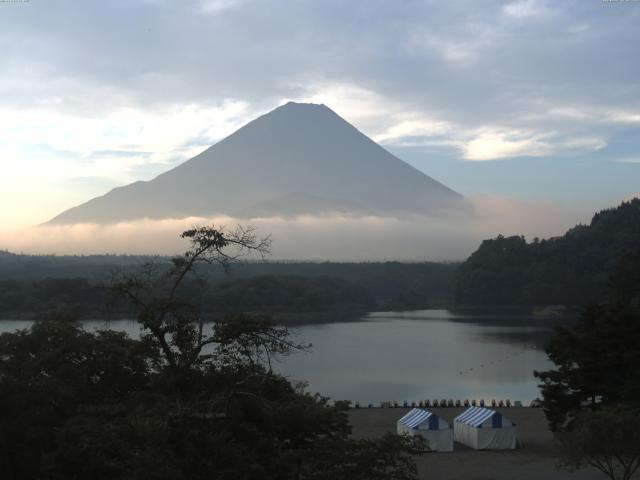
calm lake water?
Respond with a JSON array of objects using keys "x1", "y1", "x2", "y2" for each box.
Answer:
[{"x1": 0, "y1": 309, "x2": 560, "y2": 405}]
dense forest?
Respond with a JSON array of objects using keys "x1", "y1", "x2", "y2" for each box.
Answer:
[
  {"x1": 454, "y1": 198, "x2": 640, "y2": 306},
  {"x1": 532, "y1": 252, "x2": 640, "y2": 479},
  {"x1": 0, "y1": 255, "x2": 457, "y2": 320},
  {"x1": 0, "y1": 227, "x2": 424, "y2": 480},
  {"x1": 0, "y1": 275, "x2": 376, "y2": 322},
  {"x1": 3, "y1": 198, "x2": 639, "y2": 317}
]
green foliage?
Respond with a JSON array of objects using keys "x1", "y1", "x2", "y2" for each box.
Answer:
[
  {"x1": 0, "y1": 254, "x2": 458, "y2": 318},
  {"x1": 608, "y1": 253, "x2": 640, "y2": 313},
  {"x1": 535, "y1": 306, "x2": 640, "y2": 431},
  {"x1": 0, "y1": 313, "x2": 422, "y2": 480},
  {"x1": 454, "y1": 198, "x2": 640, "y2": 306},
  {"x1": 535, "y1": 252, "x2": 640, "y2": 432},
  {"x1": 0, "y1": 313, "x2": 152, "y2": 479},
  {"x1": 212, "y1": 314, "x2": 305, "y2": 371},
  {"x1": 0, "y1": 226, "x2": 425, "y2": 479},
  {"x1": 0, "y1": 268, "x2": 454, "y2": 321},
  {"x1": 557, "y1": 407, "x2": 640, "y2": 480},
  {"x1": 0, "y1": 277, "x2": 118, "y2": 319},
  {"x1": 209, "y1": 275, "x2": 373, "y2": 315}
]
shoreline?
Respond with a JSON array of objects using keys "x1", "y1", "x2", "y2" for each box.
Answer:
[{"x1": 348, "y1": 407, "x2": 606, "y2": 480}]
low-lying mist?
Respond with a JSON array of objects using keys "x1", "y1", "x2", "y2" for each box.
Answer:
[{"x1": 1, "y1": 196, "x2": 588, "y2": 261}]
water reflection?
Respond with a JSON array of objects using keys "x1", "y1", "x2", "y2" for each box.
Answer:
[
  {"x1": 0, "y1": 310, "x2": 560, "y2": 404},
  {"x1": 277, "y1": 310, "x2": 560, "y2": 404}
]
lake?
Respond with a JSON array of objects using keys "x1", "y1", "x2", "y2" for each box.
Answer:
[{"x1": 0, "y1": 309, "x2": 560, "y2": 405}]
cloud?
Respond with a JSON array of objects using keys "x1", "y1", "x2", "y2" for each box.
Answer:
[
  {"x1": 502, "y1": 0, "x2": 554, "y2": 19},
  {"x1": 0, "y1": 197, "x2": 588, "y2": 261},
  {"x1": 199, "y1": 0, "x2": 246, "y2": 14},
  {"x1": 405, "y1": 26, "x2": 496, "y2": 67},
  {"x1": 463, "y1": 129, "x2": 552, "y2": 161},
  {"x1": 605, "y1": 110, "x2": 640, "y2": 124},
  {"x1": 0, "y1": 97, "x2": 261, "y2": 229},
  {"x1": 613, "y1": 157, "x2": 640, "y2": 164},
  {"x1": 461, "y1": 131, "x2": 606, "y2": 161},
  {"x1": 0, "y1": 0, "x2": 638, "y2": 227},
  {"x1": 284, "y1": 82, "x2": 457, "y2": 147},
  {"x1": 0, "y1": 99, "x2": 254, "y2": 205},
  {"x1": 561, "y1": 136, "x2": 606, "y2": 151},
  {"x1": 546, "y1": 106, "x2": 640, "y2": 125},
  {"x1": 285, "y1": 82, "x2": 613, "y2": 161}
]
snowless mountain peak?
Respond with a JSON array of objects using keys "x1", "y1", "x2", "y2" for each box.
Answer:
[{"x1": 48, "y1": 102, "x2": 465, "y2": 224}]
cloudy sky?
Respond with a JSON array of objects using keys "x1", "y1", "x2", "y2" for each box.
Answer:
[{"x1": 1, "y1": 0, "x2": 639, "y2": 233}]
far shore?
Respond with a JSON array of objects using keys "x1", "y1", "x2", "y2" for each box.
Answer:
[{"x1": 0, "y1": 305, "x2": 579, "y2": 324}]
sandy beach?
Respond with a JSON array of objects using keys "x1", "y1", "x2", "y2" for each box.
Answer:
[{"x1": 349, "y1": 407, "x2": 612, "y2": 480}]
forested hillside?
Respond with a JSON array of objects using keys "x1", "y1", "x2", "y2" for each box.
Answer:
[
  {"x1": 0, "y1": 275, "x2": 374, "y2": 321},
  {"x1": 0, "y1": 254, "x2": 456, "y2": 305},
  {"x1": 0, "y1": 256, "x2": 457, "y2": 320},
  {"x1": 454, "y1": 198, "x2": 640, "y2": 306}
]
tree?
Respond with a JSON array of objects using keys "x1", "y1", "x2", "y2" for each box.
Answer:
[
  {"x1": 534, "y1": 254, "x2": 640, "y2": 432},
  {"x1": 608, "y1": 253, "x2": 640, "y2": 313},
  {"x1": 1, "y1": 225, "x2": 426, "y2": 480},
  {"x1": 454, "y1": 198, "x2": 640, "y2": 307},
  {"x1": 111, "y1": 224, "x2": 271, "y2": 373},
  {"x1": 0, "y1": 313, "x2": 152, "y2": 480},
  {"x1": 535, "y1": 306, "x2": 640, "y2": 430},
  {"x1": 557, "y1": 407, "x2": 640, "y2": 480}
]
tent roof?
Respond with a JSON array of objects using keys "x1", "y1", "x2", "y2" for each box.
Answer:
[
  {"x1": 454, "y1": 406, "x2": 506, "y2": 428},
  {"x1": 398, "y1": 408, "x2": 436, "y2": 429}
]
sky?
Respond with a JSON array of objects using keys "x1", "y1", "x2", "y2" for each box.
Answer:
[{"x1": 1, "y1": 0, "x2": 639, "y2": 253}]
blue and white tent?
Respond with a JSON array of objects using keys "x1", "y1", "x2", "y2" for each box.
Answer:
[
  {"x1": 397, "y1": 408, "x2": 453, "y2": 452},
  {"x1": 454, "y1": 406, "x2": 516, "y2": 450}
]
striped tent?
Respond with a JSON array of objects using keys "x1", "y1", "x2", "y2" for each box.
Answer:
[
  {"x1": 454, "y1": 406, "x2": 516, "y2": 450},
  {"x1": 397, "y1": 408, "x2": 453, "y2": 452}
]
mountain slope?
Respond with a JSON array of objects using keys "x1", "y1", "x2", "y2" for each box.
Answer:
[
  {"x1": 48, "y1": 102, "x2": 465, "y2": 224},
  {"x1": 453, "y1": 198, "x2": 640, "y2": 306}
]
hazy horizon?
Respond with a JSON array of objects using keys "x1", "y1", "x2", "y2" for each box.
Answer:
[{"x1": 1, "y1": 194, "x2": 595, "y2": 261}]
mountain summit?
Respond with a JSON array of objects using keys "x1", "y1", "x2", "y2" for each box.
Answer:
[{"x1": 49, "y1": 102, "x2": 465, "y2": 224}]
